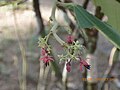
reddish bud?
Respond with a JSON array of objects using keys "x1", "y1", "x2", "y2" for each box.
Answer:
[
  {"x1": 80, "y1": 62, "x2": 83, "y2": 71},
  {"x1": 80, "y1": 60, "x2": 91, "y2": 71},
  {"x1": 41, "y1": 48, "x2": 48, "y2": 56},
  {"x1": 66, "y1": 35, "x2": 74, "y2": 44},
  {"x1": 66, "y1": 62, "x2": 71, "y2": 72}
]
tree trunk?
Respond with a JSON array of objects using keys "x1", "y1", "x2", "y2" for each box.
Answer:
[{"x1": 33, "y1": 0, "x2": 45, "y2": 36}]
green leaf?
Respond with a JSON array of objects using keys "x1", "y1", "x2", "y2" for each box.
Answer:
[
  {"x1": 59, "y1": 3, "x2": 120, "y2": 49},
  {"x1": 93, "y1": 0, "x2": 120, "y2": 33}
]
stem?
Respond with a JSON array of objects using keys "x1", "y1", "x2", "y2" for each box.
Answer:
[
  {"x1": 49, "y1": 1, "x2": 66, "y2": 46},
  {"x1": 45, "y1": 32, "x2": 52, "y2": 42},
  {"x1": 62, "y1": 62, "x2": 68, "y2": 90},
  {"x1": 12, "y1": 4, "x2": 27, "y2": 90},
  {"x1": 50, "y1": 0, "x2": 58, "y2": 22},
  {"x1": 57, "y1": 0, "x2": 75, "y2": 31}
]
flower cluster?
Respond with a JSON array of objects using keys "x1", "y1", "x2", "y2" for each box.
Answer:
[
  {"x1": 65, "y1": 35, "x2": 91, "y2": 72},
  {"x1": 38, "y1": 34, "x2": 91, "y2": 72},
  {"x1": 65, "y1": 57, "x2": 90, "y2": 72},
  {"x1": 39, "y1": 48, "x2": 53, "y2": 66}
]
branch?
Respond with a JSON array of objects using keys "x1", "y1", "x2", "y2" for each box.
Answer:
[
  {"x1": 49, "y1": 1, "x2": 66, "y2": 46},
  {"x1": 33, "y1": 0, "x2": 45, "y2": 36}
]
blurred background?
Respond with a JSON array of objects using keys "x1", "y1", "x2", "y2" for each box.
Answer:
[{"x1": 0, "y1": 0, "x2": 120, "y2": 90}]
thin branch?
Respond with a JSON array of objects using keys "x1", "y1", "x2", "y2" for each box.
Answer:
[
  {"x1": 57, "y1": 0, "x2": 75, "y2": 31},
  {"x1": 33, "y1": 0, "x2": 45, "y2": 36},
  {"x1": 50, "y1": 1, "x2": 66, "y2": 46},
  {"x1": 12, "y1": 4, "x2": 27, "y2": 90}
]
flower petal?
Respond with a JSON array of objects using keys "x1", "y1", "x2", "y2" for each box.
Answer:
[
  {"x1": 66, "y1": 62, "x2": 71, "y2": 72},
  {"x1": 41, "y1": 48, "x2": 48, "y2": 56},
  {"x1": 39, "y1": 55, "x2": 54, "y2": 65},
  {"x1": 81, "y1": 60, "x2": 89, "y2": 66},
  {"x1": 66, "y1": 35, "x2": 74, "y2": 44},
  {"x1": 80, "y1": 60, "x2": 91, "y2": 70},
  {"x1": 80, "y1": 62, "x2": 83, "y2": 71}
]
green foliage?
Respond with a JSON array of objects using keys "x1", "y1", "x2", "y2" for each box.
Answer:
[
  {"x1": 0, "y1": 0, "x2": 22, "y2": 6},
  {"x1": 58, "y1": 41, "x2": 86, "y2": 62},
  {"x1": 94, "y1": 0, "x2": 120, "y2": 33},
  {"x1": 59, "y1": 3, "x2": 120, "y2": 49}
]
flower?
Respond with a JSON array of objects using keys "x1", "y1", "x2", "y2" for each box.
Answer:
[
  {"x1": 80, "y1": 60, "x2": 91, "y2": 71},
  {"x1": 40, "y1": 47, "x2": 54, "y2": 66},
  {"x1": 40, "y1": 55, "x2": 53, "y2": 66},
  {"x1": 80, "y1": 62, "x2": 83, "y2": 71},
  {"x1": 41, "y1": 48, "x2": 48, "y2": 56},
  {"x1": 66, "y1": 35, "x2": 74, "y2": 44},
  {"x1": 66, "y1": 61, "x2": 71, "y2": 72}
]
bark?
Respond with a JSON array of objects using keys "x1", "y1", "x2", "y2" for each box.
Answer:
[
  {"x1": 33, "y1": 0, "x2": 45, "y2": 36},
  {"x1": 83, "y1": 0, "x2": 89, "y2": 9}
]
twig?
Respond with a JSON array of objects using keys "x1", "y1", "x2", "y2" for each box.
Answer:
[
  {"x1": 17, "y1": 0, "x2": 28, "y2": 5},
  {"x1": 62, "y1": 60, "x2": 70, "y2": 90},
  {"x1": 12, "y1": 4, "x2": 27, "y2": 90},
  {"x1": 57, "y1": 0, "x2": 75, "y2": 31},
  {"x1": 50, "y1": 0, "x2": 66, "y2": 46}
]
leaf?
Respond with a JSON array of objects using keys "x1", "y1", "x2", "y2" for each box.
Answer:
[
  {"x1": 60, "y1": 3, "x2": 120, "y2": 49},
  {"x1": 93, "y1": 0, "x2": 120, "y2": 33}
]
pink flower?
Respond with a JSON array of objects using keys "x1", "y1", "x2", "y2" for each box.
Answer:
[
  {"x1": 40, "y1": 47, "x2": 54, "y2": 66},
  {"x1": 80, "y1": 60, "x2": 91, "y2": 71},
  {"x1": 66, "y1": 35, "x2": 74, "y2": 44},
  {"x1": 41, "y1": 48, "x2": 48, "y2": 56},
  {"x1": 40, "y1": 55, "x2": 53, "y2": 66},
  {"x1": 66, "y1": 62, "x2": 71, "y2": 72},
  {"x1": 80, "y1": 62, "x2": 83, "y2": 71}
]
